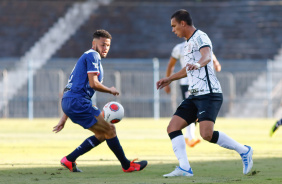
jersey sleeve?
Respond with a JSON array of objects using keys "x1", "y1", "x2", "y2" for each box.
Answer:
[
  {"x1": 171, "y1": 43, "x2": 181, "y2": 60},
  {"x1": 86, "y1": 52, "x2": 100, "y2": 75},
  {"x1": 195, "y1": 32, "x2": 212, "y2": 50}
]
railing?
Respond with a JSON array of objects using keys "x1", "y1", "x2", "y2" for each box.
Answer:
[{"x1": 0, "y1": 59, "x2": 281, "y2": 118}]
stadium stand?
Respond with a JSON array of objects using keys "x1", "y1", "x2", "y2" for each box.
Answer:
[
  {"x1": 0, "y1": 0, "x2": 82, "y2": 57},
  {"x1": 53, "y1": 0, "x2": 282, "y2": 60},
  {"x1": 2, "y1": 1, "x2": 281, "y2": 59}
]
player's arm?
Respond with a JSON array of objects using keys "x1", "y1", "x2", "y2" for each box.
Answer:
[
  {"x1": 164, "y1": 57, "x2": 178, "y2": 94},
  {"x1": 212, "y1": 53, "x2": 221, "y2": 72},
  {"x1": 53, "y1": 113, "x2": 68, "y2": 133},
  {"x1": 186, "y1": 47, "x2": 211, "y2": 70},
  {"x1": 88, "y1": 73, "x2": 119, "y2": 96},
  {"x1": 157, "y1": 67, "x2": 187, "y2": 90}
]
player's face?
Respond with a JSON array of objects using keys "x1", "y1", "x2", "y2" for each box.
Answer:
[
  {"x1": 93, "y1": 37, "x2": 111, "y2": 58},
  {"x1": 171, "y1": 18, "x2": 184, "y2": 38}
]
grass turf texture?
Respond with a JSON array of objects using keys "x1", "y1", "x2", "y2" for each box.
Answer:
[{"x1": 0, "y1": 118, "x2": 282, "y2": 184}]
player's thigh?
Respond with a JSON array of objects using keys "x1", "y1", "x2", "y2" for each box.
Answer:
[
  {"x1": 196, "y1": 93, "x2": 223, "y2": 123},
  {"x1": 88, "y1": 113, "x2": 116, "y2": 137},
  {"x1": 174, "y1": 98, "x2": 198, "y2": 125},
  {"x1": 62, "y1": 97, "x2": 101, "y2": 129}
]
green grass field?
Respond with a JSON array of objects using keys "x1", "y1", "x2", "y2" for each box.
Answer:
[{"x1": 0, "y1": 118, "x2": 282, "y2": 184}]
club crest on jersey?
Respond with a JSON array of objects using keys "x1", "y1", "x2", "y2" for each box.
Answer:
[{"x1": 187, "y1": 43, "x2": 192, "y2": 53}]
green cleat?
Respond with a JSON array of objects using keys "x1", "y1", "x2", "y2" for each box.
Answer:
[{"x1": 270, "y1": 119, "x2": 282, "y2": 137}]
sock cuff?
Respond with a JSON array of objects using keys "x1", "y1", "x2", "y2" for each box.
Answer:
[
  {"x1": 168, "y1": 130, "x2": 183, "y2": 140},
  {"x1": 106, "y1": 136, "x2": 117, "y2": 142},
  {"x1": 209, "y1": 131, "x2": 219, "y2": 143}
]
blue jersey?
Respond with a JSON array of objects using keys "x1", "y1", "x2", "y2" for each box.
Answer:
[{"x1": 63, "y1": 49, "x2": 104, "y2": 100}]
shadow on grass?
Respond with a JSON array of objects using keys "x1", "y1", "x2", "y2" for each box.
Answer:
[{"x1": 1, "y1": 158, "x2": 282, "y2": 184}]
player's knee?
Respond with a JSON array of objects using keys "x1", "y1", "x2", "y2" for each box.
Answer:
[
  {"x1": 166, "y1": 125, "x2": 171, "y2": 134},
  {"x1": 167, "y1": 124, "x2": 176, "y2": 134},
  {"x1": 200, "y1": 131, "x2": 213, "y2": 141},
  {"x1": 104, "y1": 123, "x2": 116, "y2": 139},
  {"x1": 167, "y1": 119, "x2": 180, "y2": 133},
  {"x1": 95, "y1": 133, "x2": 106, "y2": 142}
]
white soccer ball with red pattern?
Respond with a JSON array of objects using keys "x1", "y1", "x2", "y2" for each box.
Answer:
[{"x1": 102, "y1": 101, "x2": 124, "y2": 124}]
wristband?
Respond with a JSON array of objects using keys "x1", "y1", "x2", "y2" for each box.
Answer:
[{"x1": 194, "y1": 63, "x2": 201, "y2": 69}]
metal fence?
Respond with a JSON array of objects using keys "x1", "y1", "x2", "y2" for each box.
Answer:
[{"x1": 0, "y1": 59, "x2": 281, "y2": 118}]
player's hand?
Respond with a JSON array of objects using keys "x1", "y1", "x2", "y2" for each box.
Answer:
[
  {"x1": 53, "y1": 119, "x2": 66, "y2": 133},
  {"x1": 156, "y1": 77, "x2": 171, "y2": 90},
  {"x1": 186, "y1": 63, "x2": 200, "y2": 71},
  {"x1": 110, "y1": 87, "x2": 119, "y2": 96},
  {"x1": 164, "y1": 85, "x2": 171, "y2": 94}
]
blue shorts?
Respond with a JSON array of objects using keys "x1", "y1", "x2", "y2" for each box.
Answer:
[
  {"x1": 174, "y1": 93, "x2": 223, "y2": 124},
  {"x1": 61, "y1": 97, "x2": 101, "y2": 129}
]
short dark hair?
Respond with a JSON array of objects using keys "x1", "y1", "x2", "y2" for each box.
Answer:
[
  {"x1": 93, "y1": 29, "x2": 112, "y2": 39},
  {"x1": 171, "y1": 9, "x2": 193, "y2": 26}
]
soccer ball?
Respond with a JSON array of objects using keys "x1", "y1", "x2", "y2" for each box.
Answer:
[{"x1": 102, "y1": 101, "x2": 124, "y2": 124}]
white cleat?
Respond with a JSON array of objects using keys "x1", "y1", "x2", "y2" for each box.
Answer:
[
  {"x1": 240, "y1": 145, "x2": 253, "y2": 175},
  {"x1": 163, "y1": 166, "x2": 193, "y2": 177}
]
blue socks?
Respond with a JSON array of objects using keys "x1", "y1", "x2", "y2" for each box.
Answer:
[
  {"x1": 66, "y1": 135, "x2": 101, "y2": 162},
  {"x1": 106, "y1": 136, "x2": 130, "y2": 170},
  {"x1": 66, "y1": 135, "x2": 130, "y2": 170}
]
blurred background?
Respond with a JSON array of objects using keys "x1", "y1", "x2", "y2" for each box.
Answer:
[{"x1": 0, "y1": 0, "x2": 281, "y2": 119}]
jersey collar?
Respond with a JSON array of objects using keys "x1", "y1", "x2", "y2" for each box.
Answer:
[{"x1": 186, "y1": 29, "x2": 198, "y2": 43}]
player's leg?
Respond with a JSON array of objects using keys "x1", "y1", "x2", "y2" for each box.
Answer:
[
  {"x1": 163, "y1": 99, "x2": 197, "y2": 177},
  {"x1": 197, "y1": 93, "x2": 253, "y2": 175},
  {"x1": 185, "y1": 122, "x2": 200, "y2": 147},
  {"x1": 180, "y1": 85, "x2": 200, "y2": 147},
  {"x1": 64, "y1": 121, "x2": 106, "y2": 164},
  {"x1": 90, "y1": 114, "x2": 147, "y2": 172},
  {"x1": 64, "y1": 128, "x2": 105, "y2": 161},
  {"x1": 199, "y1": 120, "x2": 253, "y2": 174},
  {"x1": 60, "y1": 98, "x2": 105, "y2": 172},
  {"x1": 185, "y1": 123, "x2": 194, "y2": 140},
  {"x1": 270, "y1": 118, "x2": 282, "y2": 137}
]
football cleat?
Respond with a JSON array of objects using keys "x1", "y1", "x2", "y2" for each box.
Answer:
[
  {"x1": 122, "y1": 159, "x2": 148, "y2": 172},
  {"x1": 270, "y1": 119, "x2": 282, "y2": 137},
  {"x1": 240, "y1": 145, "x2": 253, "y2": 175},
  {"x1": 60, "y1": 156, "x2": 82, "y2": 172},
  {"x1": 185, "y1": 138, "x2": 201, "y2": 147},
  {"x1": 163, "y1": 166, "x2": 193, "y2": 177},
  {"x1": 270, "y1": 123, "x2": 278, "y2": 137}
]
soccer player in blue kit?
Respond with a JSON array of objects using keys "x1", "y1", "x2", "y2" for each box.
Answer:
[
  {"x1": 53, "y1": 29, "x2": 147, "y2": 173},
  {"x1": 157, "y1": 10, "x2": 253, "y2": 177}
]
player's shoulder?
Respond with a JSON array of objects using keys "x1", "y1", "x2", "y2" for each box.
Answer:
[
  {"x1": 84, "y1": 49, "x2": 101, "y2": 61},
  {"x1": 194, "y1": 29, "x2": 209, "y2": 38}
]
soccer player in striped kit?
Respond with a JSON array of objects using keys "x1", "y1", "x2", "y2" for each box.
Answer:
[
  {"x1": 157, "y1": 9, "x2": 253, "y2": 177},
  {"x1": 165, "y1": 40, "x2": 221, "y2": 147}
]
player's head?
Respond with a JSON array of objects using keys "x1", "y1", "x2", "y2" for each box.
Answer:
[
  {"x1": 171, "y1": 9, "x2": 193, "y2": 38},
  {"x1": 92, "y1": 29, "x2": 112, "y2": 58}
]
